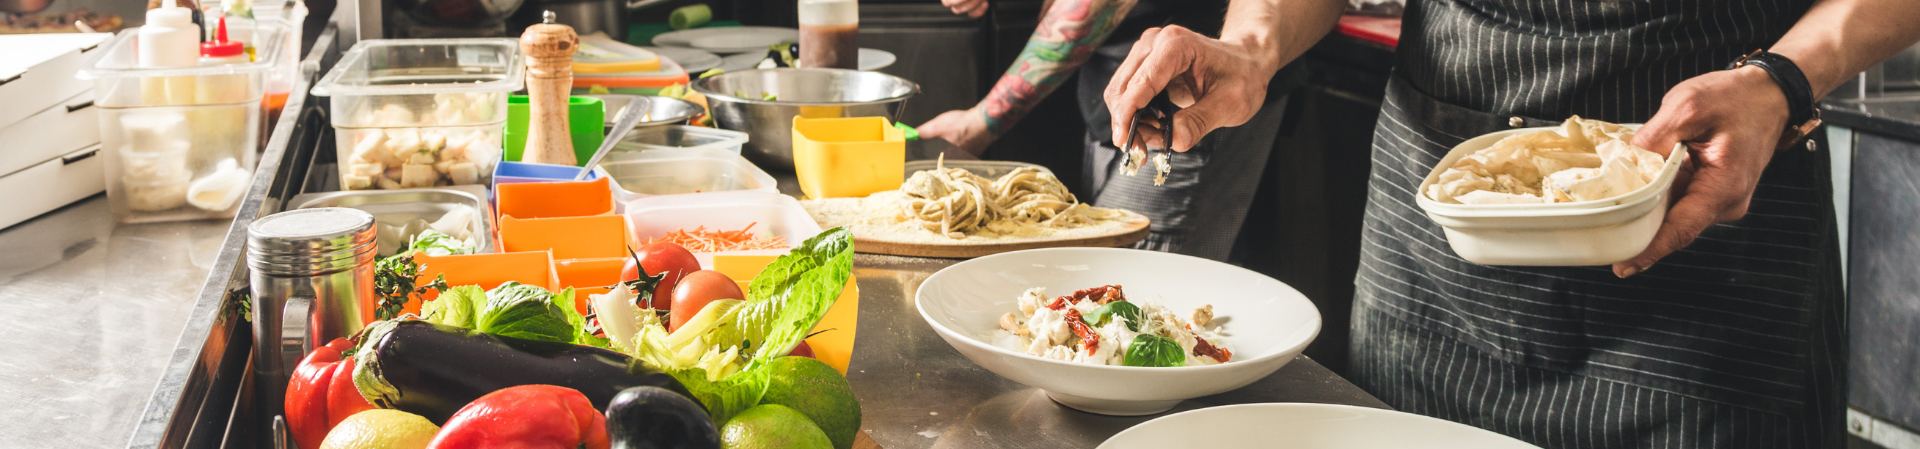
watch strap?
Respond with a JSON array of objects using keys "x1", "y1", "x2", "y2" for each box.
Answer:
[{"x1": 1729, "y1": 49, "x2": 1823, "y2": 149}]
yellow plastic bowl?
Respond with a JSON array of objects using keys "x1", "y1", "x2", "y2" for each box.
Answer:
[{"x1": 791, "y1": 116, "x2": 905, "y2": 199}]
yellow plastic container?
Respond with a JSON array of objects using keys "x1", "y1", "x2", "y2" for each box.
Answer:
[{"x1": 791, "y1": 116, "x2": 905, "y2": 199}]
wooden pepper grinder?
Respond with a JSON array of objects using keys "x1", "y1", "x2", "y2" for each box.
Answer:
[{"x1": 521, "y1": 11, "x2": 580, "y2": 166}]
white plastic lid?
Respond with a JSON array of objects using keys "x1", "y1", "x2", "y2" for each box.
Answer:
[{"x1": 147, "y1": 0, "x2": 193, "y2": 27}]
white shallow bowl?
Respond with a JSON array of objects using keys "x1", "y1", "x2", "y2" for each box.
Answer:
[
  {"x1": 1099, "y1": 403, "x2": 1541, "y2": 449},
  {"x1": 1413, "y1": 125, "x2": 1688, "y2": 266},
  {"x1": 917, "y1": 248, "x2": 1320, "y2": 415}
]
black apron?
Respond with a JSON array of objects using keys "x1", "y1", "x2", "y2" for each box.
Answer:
[{"x1": 1349, "y1": 1, "x2": 1847, "y2": 448}]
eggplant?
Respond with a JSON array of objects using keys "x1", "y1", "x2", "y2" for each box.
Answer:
[
  {"x1": 353, "y1": 320, "x2": 692, "y2": 424},
  {"x1": 608, "y1": 386, "x2": 722, "y2": 449}
]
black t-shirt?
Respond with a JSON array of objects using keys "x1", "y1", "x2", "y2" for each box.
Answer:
[{"x1": 1077, "y1": 0, "x2": 1302, "y2": 144}]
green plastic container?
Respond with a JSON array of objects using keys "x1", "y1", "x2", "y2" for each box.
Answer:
[{"x1": 506, "y1": 95, "x2": 606, "y2": 165}]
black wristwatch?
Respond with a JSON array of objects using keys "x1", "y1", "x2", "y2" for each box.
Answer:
[{"x1": 1728, "y1": 49, "x2": 1823, "y2": 150}]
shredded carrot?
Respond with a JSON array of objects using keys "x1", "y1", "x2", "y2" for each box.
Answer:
[{"x1": 646, "y1": 223, "x2": 789, "y2": 252}]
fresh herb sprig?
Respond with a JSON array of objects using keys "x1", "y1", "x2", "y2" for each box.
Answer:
[{"x1": 373, "y1": 254, "x2": 448, "y2": 320}]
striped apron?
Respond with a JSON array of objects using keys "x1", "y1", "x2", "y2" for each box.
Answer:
[{"x1": 1349, "y1": 1, "x2": 1847, "y2": 448}]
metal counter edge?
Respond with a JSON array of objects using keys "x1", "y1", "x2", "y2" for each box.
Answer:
[{"x1": 125, "y1": 22, "x2": 339, "y2": 449}]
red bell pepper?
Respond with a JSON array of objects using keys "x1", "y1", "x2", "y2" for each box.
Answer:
[
  {"x1": 426, "y1": 385, "x2": 611, "y2": 449},
  {"x1": 285, "y1": 338, "x2": 376, "y2": 449}
]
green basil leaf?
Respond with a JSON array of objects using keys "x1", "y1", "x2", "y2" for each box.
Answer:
[
  {"x1": 1123, "y1": 334, "x2": 1186, "y2": 367},
  {"x1": 1086, "y1": 301, "x2": 1144, "y2": 332}
]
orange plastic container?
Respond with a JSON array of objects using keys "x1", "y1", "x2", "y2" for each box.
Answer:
[
  {"x1": 791, "y1": 116, "x2": 905, "y2": 199},
  {"x1": 385, "y1": 251, "x2": 558, "y2": 323},
  {"x1": 496, "y1": 177, "x2": 617, "y2": 219},
  {"x1": 554, "y1": 257, "x2": 626, "y2": 313},
  {"x1": 497, "y1": 215, "x2": 629, "y2": 259}
]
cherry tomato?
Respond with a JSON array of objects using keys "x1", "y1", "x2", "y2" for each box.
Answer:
[
  {"x1": 669, "y1": 270, "x2": 743, "y2": 331},
  {"x1": 622, "y1": 242, "x2": 700, "y2": 310},
  {"x1": 788, "y1": 340, "x2": 815, "y2": 358}
]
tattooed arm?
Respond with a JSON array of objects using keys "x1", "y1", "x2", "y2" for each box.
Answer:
[{"x1": 917, "y1": 0, "x2": 1137, "y2": 156}]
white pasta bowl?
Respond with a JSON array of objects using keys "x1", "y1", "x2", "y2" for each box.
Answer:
[
  {"x1": 916, "y1": 248, "x2": 1321, "y2": 416},
  {"x1": 1414, "y1": 125, "x2": 1689, "y2": 266}
]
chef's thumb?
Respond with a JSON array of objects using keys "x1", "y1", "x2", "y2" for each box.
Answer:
[{"x1": 1168, "y1": 105, "x2": 1230, "y2": 152}]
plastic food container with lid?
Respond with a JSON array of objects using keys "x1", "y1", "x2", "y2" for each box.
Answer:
[
  {"x1": 601, "y1": 147, "x2": 777, "y2": 205},
  {"x1": 78, "y1": 22, "x2": 289, "y2": 223},
  {"x1": 617, "y1": 125, "x2": 747, "y2": 154},
  {"x1": 311, "y1": 39, "x2": 524, "y2": 191},
  {"x1": 1413, "y1": 125, "x2": 1688, "y2": 266},
  {"x1": 625, "y1": 190, "x2": 824, "y2": 266}
]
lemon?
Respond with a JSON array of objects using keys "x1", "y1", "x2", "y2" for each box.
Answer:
[
  {"x1": 721, "y1": 404, "x2": 833, "y2": 449},
  {"x1": 319, "y1": 409, "x2": 439, "y2": 449},
  {"x1": 760, "y1": 356, "x2": 861, "y2": 449}
]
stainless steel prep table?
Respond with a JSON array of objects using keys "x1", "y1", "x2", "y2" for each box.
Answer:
[
  {"x1": 56, "y1": 18, "x2": 1388, "y2": 448},
  {"x1": 841, "y1": 252, "x2": 1387, "y2": 448}
]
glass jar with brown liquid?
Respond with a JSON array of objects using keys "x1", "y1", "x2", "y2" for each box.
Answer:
[{"x1": 798, "y1": 0, "x2": 858, "y2": 70}]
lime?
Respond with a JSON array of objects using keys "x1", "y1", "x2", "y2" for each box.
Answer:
[
  {"x1": 760, "y1": 356, "x2": 862, "y2": 449},
  {"x1": 319, "y1": 409, "x2": 439, "y2": 449},
  {"x1": 721, "y1": 404, "x2": 833, "y2": 449}
]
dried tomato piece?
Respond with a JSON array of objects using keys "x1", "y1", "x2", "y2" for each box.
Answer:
[
  {"x1": 1065, "y1": 309, "x2": 1099, "y2": 356},
  {"x1": 1193, "y1": 336, "x2": 1232, "y2": 362}
]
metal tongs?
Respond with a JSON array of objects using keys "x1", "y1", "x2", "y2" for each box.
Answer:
[{"x1": 1121, "y1": 92, "x2": 1181, "y2": 186}]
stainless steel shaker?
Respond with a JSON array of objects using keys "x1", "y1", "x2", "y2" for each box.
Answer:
[{"x1": 246, "y1": 207, "x2": 378, "y2": 416}]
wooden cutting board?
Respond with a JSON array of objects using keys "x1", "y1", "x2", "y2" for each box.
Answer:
[{"x1": 848, "y1": 209, "x2": 1151, "y2": 259}]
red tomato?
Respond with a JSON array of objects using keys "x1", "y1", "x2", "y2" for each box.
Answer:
[
  {"x1": 788, "y1": 340, "x2": 815, "y2": 358},
  {"x1": 622, "y1": 242, "x2": 700, "y2": 309},
  {"x1": 669, "y1": 270, "x2": 744, "y2": 331}
]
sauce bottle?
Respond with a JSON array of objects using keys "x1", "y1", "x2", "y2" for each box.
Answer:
[
  {"x1": 798, "y1": 0, "x2": 858, "y2": 70},
  {"x1": 139, "y1": 0, "x2": 199, "y2": 105}
]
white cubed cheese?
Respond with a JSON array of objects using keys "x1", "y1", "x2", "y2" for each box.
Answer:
[
  {"x1": 375, "y1": 176, "x2": 402, "y2": 190},
  {"x1": 407, "y1": 152, "x2": 436, "y2": 165},
  {"x1": 400, "y1": 164, "x2": 438, "y2": 188},
  {"x1": 422, "y1": 132, "x2": 447, "y2": 152},
  {"x1": 343, "y1": 174, "x2": 373, "y2": 190},
  {"x1": 448, "y1": 162, "x2": 479, "y2": 185}
]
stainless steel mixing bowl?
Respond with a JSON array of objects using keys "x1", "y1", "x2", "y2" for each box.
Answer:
[{"x1": 692, "y1": 68, "x2": 919, "y2": 168}]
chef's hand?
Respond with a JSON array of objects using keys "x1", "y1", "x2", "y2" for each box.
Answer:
[
  {"x1": 918, "y1": 108, "x2": 993, "y2": 158},
  {"x1": 1615, "y1": 66, "x2": 1791, "y2": 278},
  {"x1": 942, "y1": 0, "x2": 988, "y2": 18},
  {"x1": 1104, "y1": 25, "x2": 1275, "y2": 152}
]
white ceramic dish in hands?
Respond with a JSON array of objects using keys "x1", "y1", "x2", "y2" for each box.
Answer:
[
  {"x1": 916, "y1": 248, "x2": 1320, "y2": 416},
  {"x1": 1413, "y1": 125, "x2": 1689, "y2": 266},
  {"x1": 1098, "y1": 403, "x2": 1541, "y2": 449}
]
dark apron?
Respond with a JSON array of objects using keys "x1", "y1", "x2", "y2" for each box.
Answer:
[{"x1": 1350, "y1": 1, "x2": 1845, "y2": 448}]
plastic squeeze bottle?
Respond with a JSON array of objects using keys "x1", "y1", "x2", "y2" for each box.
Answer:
[
  {"x1": 139, "y1": 0, "x2": 199, "y2": 105},
  {"x1": 195, "y1": 16, "x2": 249, "y2": 104}
]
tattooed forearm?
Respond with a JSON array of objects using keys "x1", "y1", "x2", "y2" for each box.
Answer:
[{"x1": 977, "y1": 0, "x2": 1133, "y2": 135}]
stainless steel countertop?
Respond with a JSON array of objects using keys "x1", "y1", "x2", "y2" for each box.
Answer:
[
  {"x1": 0, "y1": 196, "x2": 231, "y2": 448},
  {"x1": 844, "y1": 252, "x2": 1387, "y2": 448}
]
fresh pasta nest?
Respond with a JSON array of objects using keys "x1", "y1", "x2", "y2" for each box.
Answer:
[{"x1": 1426, "y1": 116, "x2": 1667, "y2": 205}]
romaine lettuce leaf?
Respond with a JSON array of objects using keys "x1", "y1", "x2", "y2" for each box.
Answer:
[
  {"x1": 474, "y1": 282, "x2": 578, "y2": 343},
  {"x1": 421, "y1": 285, "x2": 483, "y2": 328},
  {"x1": 696, "y1": 226, "x2": 854, "y2": 372}
]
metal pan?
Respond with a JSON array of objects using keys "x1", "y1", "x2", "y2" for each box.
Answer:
[{"x1": 287, "y1": 185, "x2": 495, "y2": 257}]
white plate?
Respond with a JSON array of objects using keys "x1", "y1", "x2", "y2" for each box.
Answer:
[
  {"x1": 641, "y1": 46, "x2": 721, "y2": 73},
  {"x1": 718, "y1": 48, "x2": 897, "y2": 72},
  {"x1": 652, "y1": 26, "x2": 799, "y2": 54},
  {"x1": 917, "y1": 248, "x2": 1321, "y2": 415},
  {"x1": 1099, "y1": 404, "x2": 1541, "y2": 449}
]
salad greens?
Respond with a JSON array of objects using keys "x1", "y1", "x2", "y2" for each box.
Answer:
[
  {"x1": 373, "y1": 230, "x2": 478, "y2": 320},
  {"x1": 422, "y1": 282, "x2": 596, "y2": 346},
  {"x1": 1123, "y1": 334, "x2": 1186, "y2": 367},
  {"x1": 1085, "y1": 301, "x2": 1144, "y2": 332},
  {"x1": 623, "y1": 226, "x2": 854, "y2": 423}
]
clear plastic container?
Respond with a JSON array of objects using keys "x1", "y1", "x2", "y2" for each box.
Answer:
[
  {"x1": 77, "y1": 24, "x2": 288, "y2": 223},
  {"x1": 601, "y1": 147, "x2": 777, "y2": 204},
  {"x1": 624, "y1": 190, "x2": 824, "y2": 266},
  {"x1": 617, "y1": 125, "x2": 748, "y2": 154},
  {"x1": 312, "y1": 39, "x2": 525, "y2": 190}
]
